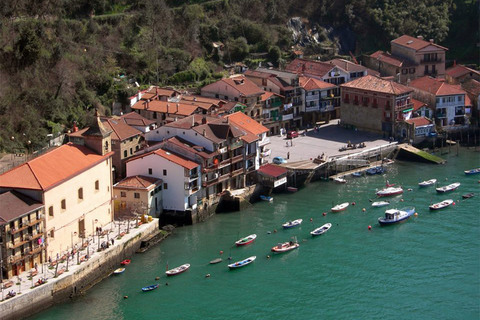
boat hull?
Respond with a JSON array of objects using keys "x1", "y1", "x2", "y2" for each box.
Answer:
[
  {"x1": 310, "y1": 223, "x2": 332, "y2": 236},
  {"x1": 166, "y1": 264, "x2": 190, "y2": 276},
  {"x1": 436, "y1": 183, "x2": 460, "y2": 193},
  {"x1": 429, "y1": 199, "x2": 453, "y2": 210},
  {"x1": 235, "y1": 234, "x2": 257, "y2": 246},
  {"x1": 378, "y1": 207, "x2": 415, "y2": 226},
  {"x1": 228, "y1": 256, "x2": 256, "y2": 269},
  {"x1": 271, "y1": 242, "x2": 300, "y2": 252},
  {"x1": 142, "y1": 284, "x2": 159, "y2": 292}
]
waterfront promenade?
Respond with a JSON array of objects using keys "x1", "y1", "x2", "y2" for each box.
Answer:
[
  {"x1": 0, "y1": 218, "x2": 159, "y2": 317},
  {"x1": 266, "y1": 120, "x2": 390, "y2": 163}
]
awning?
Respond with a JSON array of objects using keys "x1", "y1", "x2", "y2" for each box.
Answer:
[{"x1": 402, "y1": 108, "x2": 413, "y2": 113}]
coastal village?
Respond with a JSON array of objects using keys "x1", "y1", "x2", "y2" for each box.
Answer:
[{"x1": 0, "y1": 33, "x2": 479, "y2": 318}]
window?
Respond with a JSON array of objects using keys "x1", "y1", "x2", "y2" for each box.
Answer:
[
  {"x1": 49, "y1": 230, "x2": 55, "y2": 238},
  {"x1": 120, "y1": 191, "x2": 126, "y2": 197},
  {"x1": 123, "y1": 150, "x2": 127, "y2": 157},
  {"x1": 409, "y1": 68, "x2": 415, "y2": 74},
  {"x1": 163, "y1": 169, "x2": 167, "y2": 176},
  {"x1": 148, "y1": 168, "x2": 153, "y2": 175},
  {"x1": 134, "y1": 193, "x2": 140, "y2": 199},
  {"x1": 164, "y1": 183, "x2": 168, "y2": 190},
  {"x1": 153, "y1": 112, "x2": 157, "y2": 119},
  {"x1": 402, "y1": 69, "x2": 408, "y2": 74},
  {"x1": 78, "y1": 188, "x2": 83, "y2": 200},
  {"x1": 130, "y1": 148, "x2": 133, "y2": 155},
  {"x1": 49, "y1": 206, "x2": 54, "y2": 217},
  {"x1": 95, "y1": 180, "x2": 99, "y2": 190},
  {"x1": 457, "y1": 96, "x2": 463, "y2": 102},
  {"x1": 61, "y1": 199, "x2": 66, "y2": 209}
]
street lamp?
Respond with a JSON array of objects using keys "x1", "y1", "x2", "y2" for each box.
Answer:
[{"x1": 71, "y1": 231, "x2": 77, "y2": 250}]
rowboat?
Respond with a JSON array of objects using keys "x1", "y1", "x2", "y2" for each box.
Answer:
[
  {"x1": 287, "y1": 186, "x2": 298, "y2": 192},
  {"x1": 378, "y1": 207, "x2": 415, "y2": 226},
  {"x1": 462, "y1": 192, "x2": 474, "y2": 199},
  {"x1": 464, "y1": 168, "x2": 480, "y2": 175},
  {"x1": 366, "y1": 166, "x2": 384, "y2": 175},
  {"x1": 235, "y1": 234, "x2": 257, "y2": 246},
  {"x1": 120, "y1": 259, "x2": 131, "y2": 265},
  {"x1": 376, "y1": 187, "x2": 404, "y2": 197},
  {"x1": 352, "y1": 171, "x2": 363, "y2": 177},
  {"x1": 333, "y1": 177, "x2": 347, "y2": 184},
  {"x1": 418, "y1": 179, "x2": 437, "y2": 187},
  {"x1": 260, "y1": 195, "x2": 273, "y2": 202},
  {"x1": 331, "y1": 202, "x2": 349, "y2": 212},
  {"x1": 436, "y1": 182, "x2": 460, "y2": 193},
  {"x1": 310, "y1": 223, "x2": 332, "y2": 236},
  {"x1": 282, "y1": 219, "x2": 303, "y2": 228},
  {"x1": 228, "y1": 256, "x2": 256, "y2": 269},
  {"x1": 271, "y1": 241, "x2": 300, "y2": 253},
  {"x1": 142, "y1": 284, "x2": 159, "y2": 292},
  {"x1": 165, "y1": 263, "x2": 190, "y2": 276},
  {"x1": 429, "y1": 199, "x2": 453, "y2": 210},
  {"x1": 113, "y1": 268, "x2": 125, "y2": 274},
  {"x1": 209, "y1": 258, "x2": 222, "y2": 264},
  {"x1": 371, "y1": 201, "x2": 390, "y2": 207}
]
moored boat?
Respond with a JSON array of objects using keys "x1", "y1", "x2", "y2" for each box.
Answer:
[
  {"x1": 436, "y1": 182, "x2": 460, "y2": 193},
  {"x1": 282, "y1": 219, "x2": 303, "y2": 229},
  {"x1": 165, "y1": 263, "x2": 190, "y2": 276},
  {"x1": 260, "y1": 195, "x2": 273, "y2": 202},
  {"x1": 228, "y1": 256, "x2": 256, "y2": 269},
  {"x1": 310, "y1": 223, "x2": 332, "y2": 236},
  {"x1": 235, "y1": 234, "x2": 257, "y2": 246},
  {"x1": 287, "y1": 186, "x2": 298, "y2": 192},
  {"x1": 113, "y1": 268, "x2": 125, "y2": 274},
  {"x1": 141, "y1": 284, "x2": 159, "y2": 292},
  {"x1": 333, "y1": 177, "x2": 347, "y2": 184},
  {"x1": 378, "y1": 207, "x2": 415, "y2": 226},
  {"x1": 418, "y1": 179, "x2": 437, "y2": 187},
  {"x1": 352, "y1": 171, "x2": 363, "y2": 177},
  {"x1": 331, "y1": 202, "x2": 349, "y2": 212},
  {"x1": 271, "y1": 241, "x2": 300, "y2": 253},
  {"x1": 376, "y1": 187, "x2": 403, "y2": 197},
  {"x1": 209, "y1": 258, "x2": 222, "y2": 264},
  {"x1": 464, "y1": 168, "x2": 480, "y2": 175},
  {"x1": 429, "y1": 199, "x2": 453, "y2": 210},
  {"x1": 120, "y1": 259, "x2": 131, "y2": 265},
  {"x1": 462, "y1": 192, "x2": 474, "y2": 199},
  {"x1": 371, "y1": 201, "x2": 390, "y2": 207},
  {"x1": 366, "y1": 166, "x2": 385, "y2": 175}
]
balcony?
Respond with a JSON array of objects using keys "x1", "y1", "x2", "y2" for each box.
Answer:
[
  {"x1": 218, "y1": 173, "x2": 230, "y2": 182},
  {"x1": 231, "y1": 154, "x2": 243, "y2": 164},
  {"x1": 11, "y1": 239, "x2": 28, "y2": 249},
  {"x1": 305, "y1": 105, "x2": 320, "y2": 112},
  {"x1": 270, "y1": 100, "x2": 283, "y2": 108},
  {"x1": 229, "y1": 140, "x2": 243, "y2": 150},
  {"x1": 28, "y1": 217, "x2": 44, "y2": 227},
  {"x1": 282, "y1": 113, "x2": 293, "y2": 121},
  {"x1": 230, "y1": 168, "x2": 244, "y2": 177},
  {"x1": 258, "y1": 137, "x2": 270, "y2": 147},
  {"x1": 420, "y1": 58, "x2": 441, "y2": 64},
  {"x1": 395, "y1": 103, "x2": 413, "y2": 112},
  {"x1": 202, "y1": 175, "x2": 219, "y2": 187},
  {"x1": 10, "y1": 224, "x2": 29, "y2": 234}
]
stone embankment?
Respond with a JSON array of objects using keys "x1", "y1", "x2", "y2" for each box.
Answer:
[{"x1": 0, "y1": 219, "x2": 161, "y2": 320}]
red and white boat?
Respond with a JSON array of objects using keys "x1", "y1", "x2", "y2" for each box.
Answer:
[
  {"x1": 376, "y1": 187, "x2": 404, "y2": 197},
  {"x1": 235, "y1": 234, "x2": 257, "y2": 246},
  {"x1": 165, "y1": 263, "x2": 190, "y2": 276},
  {"x1": 120, "y1": 259, "x2": 131, "y2": 265},
  {"x1": 429, "y1": 199, "x2": 454, "y2": 210},
  {"x1": 331, "y1": 202, "x2": 349, "y2": 212},
  {"x1": 436, "y1": 182, "x2": 460, "y2": 193},
  {"x1": 271, "y1": 241, "x2": 299, "y2": 253}
]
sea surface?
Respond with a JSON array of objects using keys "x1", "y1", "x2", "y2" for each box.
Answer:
[{"x1": 30, "y1": 148, "x2": 480, "y2": 320}]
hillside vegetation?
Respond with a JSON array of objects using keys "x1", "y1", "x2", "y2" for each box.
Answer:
[{"x1": 0, "y1": 0, "x2": 477, "y2": 152}]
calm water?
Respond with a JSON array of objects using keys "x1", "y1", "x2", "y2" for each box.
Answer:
[{"x1": 31, "y1": 148, "x2": 480, "y2": 320}]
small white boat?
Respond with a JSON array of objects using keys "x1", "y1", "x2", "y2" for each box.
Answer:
[
  {"x1": 228, "y1": 256, "x2": 256, "y2": 269},
  {"x1": 436, "y1": 182, "x2": 460, "y2": 193},
  {"x1": 378, "y1": 207, "x2": 415, "y2": 226},
  {"x1": 260, "y1": 195, "x2": 273, "y2": 202},
  {"x1": 282, "y1": 219, "x2": 303, "y2": 229},
  {"x1": 464, "y1": 168, "x2": 480, "y2": 175},
  {"x1": 376, "y1": 187, "x2": 404, "y2": 197},
  {"x1": 331, "y1": 202, "x2": 349, "y2": 212},
  {"x1": 429, "y1": 199, "x2": 453, "y2": 210},
  {"x1": 113, "y1": 268, "x2": 125, "y2": 274},
  {"x1": 235, "y1": 234, "x2": 257, "y2": 246},
  {"x1": 371, "y1": 201, "x2": 390, "y2": 207},
  {"x1": 310, "y1": 223, "x2": 332, "y2": 236},
  {"x1": 165, "y1": 263, "x2": 190, "y2": 276},
  {"x1": 271, "y1": 241, "x2": 300, "y2": 253},
  {"x1": 333, "y1": 177, "x2": 347, "y2": 184},
  {"x1": 418, "y1": 179, "x2": 437, "y2": 187}
]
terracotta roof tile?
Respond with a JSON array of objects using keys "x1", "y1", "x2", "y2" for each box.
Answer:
[
  {"x1": 285, "y1": 58, "x2": 334, "y2": 78},
  {"x1": 405, "y1": 116, "x2": 433, "y2": 126},
  {"x1": 340, "y1": 75, "x2": 412, "y2": 95},
  {"x1": 299, "y1": 76, "x2": 336, "y2": 91},
  {"x1": 153, "y1": 149, "x2": 199, "y2": 170},
  {"x1": 370, "y1": 50, "x2": 404, "y2": 68},
  {"x1": 225, "y1": 112, "x2": 268, "y2": 135},
  {"x1": 446, "y1": 65, "x2": 480, "y2": 79},
  {"x1": 202, "y1": 75, "x2": 264, "y2": 97},
  {"x1": 257, "y1": 163, "x2": 288, "y2": 178},
  {"x1": 120, "y1": 112, "x2": 155, "y2": 127},
  {"x1": 409, "y1": 76, "x2": 466, "y2": 96},
  {"x1": 114, "y1": 175, "x2": 161, "y2": 189},
  {"x1": 391, "y1": 35, "x2": 448, "y2": 51},
  {"x1": 0, "y1": 143, "x2": 112, "y2": 191},
  {"x1": 411, "y1": 98, "x2": 432, "y2": 111},
  {"x1": 131, "y1": 100, "x2": 199, "y2": 116},
  {"x1": 101, "y1": 117, "x2": 142, "y2": 141}
]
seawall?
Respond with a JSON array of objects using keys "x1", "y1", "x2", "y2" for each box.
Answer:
[{"x1": 0, "y1": 220, "x2": 159, "y2": 320}]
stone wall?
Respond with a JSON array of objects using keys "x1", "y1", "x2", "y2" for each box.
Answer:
[{"x1": 0, "y1": 221, "x2": 159, "y2": 320}]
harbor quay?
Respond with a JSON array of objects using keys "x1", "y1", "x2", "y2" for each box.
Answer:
[{"x1": 0, "y1": 218, "x2": 161, "y2": 320}]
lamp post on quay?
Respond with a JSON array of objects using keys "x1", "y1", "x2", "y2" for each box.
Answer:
[{"x1": 71, "y1": 231, "x2": 77, "y2": 250}]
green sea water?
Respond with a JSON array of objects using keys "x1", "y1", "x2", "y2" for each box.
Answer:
[{"x1": 30, "y1": 148, "x2": 480, "y2": 320}]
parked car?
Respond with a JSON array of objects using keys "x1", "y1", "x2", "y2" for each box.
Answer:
[
  {"x1": 287, "y1": 131, "x2": 299, "y2": 139},
  {"x1": 273, "y1": 156, "x2": 287, "y2": 164}
]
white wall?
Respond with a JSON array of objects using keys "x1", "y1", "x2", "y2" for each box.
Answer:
[{"x1": 146, "y1": 127, "x2": 216, "y2": 152}]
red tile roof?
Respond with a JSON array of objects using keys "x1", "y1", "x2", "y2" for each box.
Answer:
[
  {"x1": 114, "y1": 175, "x2": 161, "y2": 189},
  {"x1": 285, "y1": 58, "x2": 334, "y2": 78},
  {"x1": 411, "y1": 98, "x2": 432, "y2": 111},
  {"x1": 409, "y1": 76, "x2": 466, "y2": 96},
  {"x1": 0, "y1": 191, "x2": 43, "y2": 224},
  {"x1": 101, "y1": 117, "x2": 142, "y2": 141},
  {"x1": 225, "y1": 112, "x2": 269, "y2": 135},
  {"x1": 299, "y1": 76, "x2": 336, "y2": 91},
  {"x1": 0, "y1": 143, "x2": 112, "y2": 191},
  {"x1": 257, "y1": 163, "x2": 288, "y2": 178},
  {"x1": 131, "y1": 100, "x2": 199, "y2": 116},
  {"x1": 120, "y1": 112, "x2": 155, "y2": 127},
  {"x1": 153, "y1": 149, "x2": 199, "y2": 170},
  {"x1": 340, "y1": 75, "x2": 412, "y2": 95},
  {"x1": 203, "y1": 75, "x2": 264, "y2": 97},
  {"x1": 446, "y1": 64, "x2": 480, "y2": 79},
  {"x1": 391, "y1": 35, "x2": 448, "y2": 51},
  {"x1": 370, "y1": 50, "x2": 404, "y2": 68},
  {"x1": 405, "y1": 116, "x2": 433, "y2": 127}
]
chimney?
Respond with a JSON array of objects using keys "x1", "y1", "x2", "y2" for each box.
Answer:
[
  {"x1": 176, "y1": 103, "x2": 179, "y2": 113},
  {"x1": 137, "y1": 90, "x2": 141, "y2": 100},
  {"x1": 202, "y1": 129, "x2": 206, "y2": 136},
  {"x1": 429, "y1": 39, "x2": 434, "y2": 43},
  {"x1": 417, "y1": 35, "x2": 423, "y2": 40}
]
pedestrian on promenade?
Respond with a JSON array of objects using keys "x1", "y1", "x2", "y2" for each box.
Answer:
[
  {"x1": 111, "y1": 238, "x2": 114, "y2": 246},
  {"x1": 287, "y1": 152, "x2": 290, "y2": 159}
]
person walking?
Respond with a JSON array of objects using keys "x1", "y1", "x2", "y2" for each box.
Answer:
[{"x1": 287, "y1": 152, "x2": 290, "y2": 160}]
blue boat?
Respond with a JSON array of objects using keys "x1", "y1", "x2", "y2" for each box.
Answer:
[
  {"x1": 142, "y1": 284, "x2": 159, "y2": 292},
  {"x1": 464, "y1": 168, "x2": 480, "y2": 175},
  {"x1": 366, "y1": 166, "x2": 385, "y2": 175},
  {"x1": 378, "y1": 207, "x2": 415, "y2": 226},
  {"x1": 352, "y1": 171, "x2": 363, "y2": 177},
  {"x1": 260, "y1": 195, "x2": 273, "y2": 202}
]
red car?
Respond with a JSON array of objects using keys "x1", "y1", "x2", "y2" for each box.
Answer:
[{"x1": 287, "y1": 131, "x2": 299, "y2": 139}]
